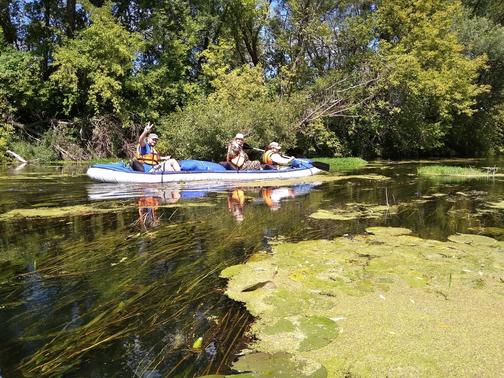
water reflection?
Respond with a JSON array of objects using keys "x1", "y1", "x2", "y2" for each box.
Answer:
[
  {"x1": 225, "y1": 184, "x2": 320, "y2": 222},
  {"x1": 228, "y1": 189, "x2": 246, "y2": 222},
  {"x1": 5, "y1": 160, "x2": 504, "y2": 376},
  {"x1": 88, "y1": 183, "x2": 321, "y2": 225},
  {"x1": 137, "y1": 196, "x2": 161, "y2": 230}
]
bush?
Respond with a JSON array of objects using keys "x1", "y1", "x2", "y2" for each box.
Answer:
[
  {"x1": 158, "y1": 96, "x2": 298, "y2": 161},
  {"x1": 8, "y1": 138, "x2": 58, "y2": 162},
  {"x1": 0, "y1": 122, "x2": 13, "y2": 162}
]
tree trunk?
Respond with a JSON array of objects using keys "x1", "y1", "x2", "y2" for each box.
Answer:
[
  {"x1": 65, "y1": 0, "x2": 76, "y2": 37},
  {"x1": 0, "y1": 0, "x2": 18, "y2": 47}
]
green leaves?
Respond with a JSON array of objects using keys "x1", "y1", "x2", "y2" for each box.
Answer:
[
  {"x1": 359, "y1": 0, "x2": 489, "y2": 156},
  {"x1": 50, "y1": 2, "x2": 142, "y2": 116}
]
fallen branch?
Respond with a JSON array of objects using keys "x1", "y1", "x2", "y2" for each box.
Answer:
[{"x1": 6, "y1": 150, "x2": 28, "y2": 163}]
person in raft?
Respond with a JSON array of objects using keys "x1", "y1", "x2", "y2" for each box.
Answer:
[
  {"x1": 136, "y1": 122, "x2": 180, "y2": 173},
  {"x1": 226, "y1": 133, "x2": 261, "y2": 170},
  {"x1": 261, "y1": 142, "x2": 294, "y2": 168}
]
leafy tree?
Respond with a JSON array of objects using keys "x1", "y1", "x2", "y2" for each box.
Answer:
[
  {"x1": 266, "y1": 1, "x2": 375, "y2": 94},
  {"x1": 448, "y1": 11, "x2": 504, "y2": 154},
  {"x1": 358, "y1": 0, "x2": 488, "y2": 156},
  {"x1": 224, "y1": 0, "x2": 270, "y2": 66},
  {"x1": 157, "y1": 64, "x2": 298, "y2": 161},
  {"x1": 0, "y1": 29, "x2": 43, "y2": 160},
  {"x1": 50, "y1": 1, "x2": 142, "y2": 117},
  {"x1": 462, "y1": 0, "x2": 504, "y2": 23}
]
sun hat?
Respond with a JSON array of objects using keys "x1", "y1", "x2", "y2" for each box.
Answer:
[
  {"x1": 148, "y1": 133, "x2": 159, "y2": 140},
  {"x1": 235, "y1": 133, "x2": 245, "y2": 140},
  {"x1": 269, "y1": 142, "x2": 281, "y2": 150}
]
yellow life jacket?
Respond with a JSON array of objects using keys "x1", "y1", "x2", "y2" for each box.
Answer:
[
  {"x1": 136, "y1": 144, "x2": 161, "y2": 165},
  {"x1": 261, "y1": 150, "x2": 274, "y2": 165},
  {"x1": 231, "y1": 189, "x2": 245, "y2": 206}
]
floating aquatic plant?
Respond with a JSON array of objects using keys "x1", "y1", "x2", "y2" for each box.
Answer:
[
  {"x1": 309, "y1": 203, "x2": 398, "y2": 221},
  {"x1": 223, "y1": 227, "x2": 504, "y2": 377}
]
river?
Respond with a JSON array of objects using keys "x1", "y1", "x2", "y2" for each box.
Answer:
[{"x1": 1, "y1": 159, "x2": 503, "y2": 377}]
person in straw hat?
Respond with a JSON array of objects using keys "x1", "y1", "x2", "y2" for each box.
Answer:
[{"x1": 226, "y1": 133, "x2": 261, "y2": 170}]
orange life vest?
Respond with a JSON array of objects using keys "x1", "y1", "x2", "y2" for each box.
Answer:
[
  {"x1": 138, "y1": 197, "x2": 159, "y2": 207},
  {"x1": 136, "y1": 144, "x2": 161, "y2": 165},
  {"x1": 262, "y1": 188, "x2": 273, "y2": 208},
  {"x1": 261, "y1": 150, "x2": 275, "y2": 165}
]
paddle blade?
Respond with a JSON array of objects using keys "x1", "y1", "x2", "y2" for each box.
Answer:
[{"x1": 312, "y1": 161, "x2": 330, "y2": 171}]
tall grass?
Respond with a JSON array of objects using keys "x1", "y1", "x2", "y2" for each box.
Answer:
[
  {"x1": 313, "y1": 157, "x2": 367, "y2": 172},
  {"x1": 417, "y1": 165, "x2": 489, "y2": 177}
]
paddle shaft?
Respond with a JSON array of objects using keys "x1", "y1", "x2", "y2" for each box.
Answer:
[{"x1": 247, "y1": 146, "x2": 294, "y2": 159}]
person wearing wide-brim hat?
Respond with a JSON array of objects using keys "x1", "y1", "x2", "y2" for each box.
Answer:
[
  {"x1": 226, "y1": 133, "x2": 261, "y2": 170},
  {"x1": 136, "y1": 122, "x2": 180, "y2": 173},
  {"x1": 261, "y1": 141, "x2": 294, "y2": 168}
]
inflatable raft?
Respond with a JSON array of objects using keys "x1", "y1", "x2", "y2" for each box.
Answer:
[{"x1": 87, "y1": 160, "x2": 323, "y2": 183}]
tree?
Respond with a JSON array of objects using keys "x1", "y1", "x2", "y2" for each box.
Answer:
[
  {"x1": 448, "y1": 11, "x2": 504, "y2": 154},
  {"x1": 357, "y1": 0, "x2": 488, "y2": 156},
  {"x1": 0, "y1": 28, "x2": 43, "y2": 160},
  {"x1": 50, "y1": 1, "x2": 142, "y2": 117}
]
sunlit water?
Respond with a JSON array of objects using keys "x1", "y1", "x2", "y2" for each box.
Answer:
[{"x1": 1, "y1": 159, "x2": 504, "y2": 377}]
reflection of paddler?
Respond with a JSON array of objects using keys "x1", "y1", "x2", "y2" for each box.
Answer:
[
  {"x1": 261, "y1": 187, "x2": 295, "y2": 211},
  {"x1": 227, "y1": 189, "x2": 245, "y2": 222},
  {"x1": 138, "y1": 196, "x2": 160, "y2": 229},
  {"x1": 262, "y1": 188, "x2": 274, "y2": 208},
  {"x1": 161, "y1": 190, "x2": 181, "y2": 204},
  {"x1": 231, "y1": 189, "x2": 245, "y2": 206}
]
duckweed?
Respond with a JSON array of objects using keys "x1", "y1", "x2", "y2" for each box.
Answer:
[
  {"x1": 223, "y1": 228, "x2": 504, "y2": 377},
  {"x1": 309, "y1": 203, "x2": 398, "y2": 221}
]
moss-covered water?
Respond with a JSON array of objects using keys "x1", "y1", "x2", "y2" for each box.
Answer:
[{"x1": 2, "y1": 160, "x2": 504, "y2": 376}]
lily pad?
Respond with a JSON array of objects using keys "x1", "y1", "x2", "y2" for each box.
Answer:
[
  {"x1": 365, "y1": 227, "x2": 412, "y2": 236},
  {"x1": 232, "y1": 352, "x2": 327, "y2": 378},
  {"x1": 297, "y1": 316, "x2": 339, "y2": 352}
]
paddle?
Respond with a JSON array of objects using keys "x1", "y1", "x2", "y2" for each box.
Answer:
[{"x1": 243, "y1": 144, "x2": 330, "y2": 172}]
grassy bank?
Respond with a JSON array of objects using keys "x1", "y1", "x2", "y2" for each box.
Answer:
[
  {"x1": 313, "y1": 157, "x2": 367, "y2": 172},
  {"x1": 417, "y1": 165, "x2": 491, "y2": 177}
]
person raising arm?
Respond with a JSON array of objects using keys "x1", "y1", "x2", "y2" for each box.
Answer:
[{"x1": 136, "y1": 122, "x2": 180, "y2": 173}]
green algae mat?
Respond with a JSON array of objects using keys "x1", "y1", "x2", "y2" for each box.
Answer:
[{"x1": 220, "y1": 227, "x2": 504, "y2": 377}]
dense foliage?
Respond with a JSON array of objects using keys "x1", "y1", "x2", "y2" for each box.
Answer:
[{"x1": 0, "y1": 0, "x2": 503, "y2": 162}]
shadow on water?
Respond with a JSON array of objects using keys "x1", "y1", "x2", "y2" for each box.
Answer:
[{"x1": 2, "y1": 160, "x2": 504, "y2": 376}]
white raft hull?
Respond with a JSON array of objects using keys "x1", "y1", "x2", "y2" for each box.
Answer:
[{"x1": 87, "y1": 166, "x2": 322, "y2": 183}]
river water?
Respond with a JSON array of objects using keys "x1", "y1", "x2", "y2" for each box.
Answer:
[{"x1": 1, "y1": 160, "x2": 504, "y2": 377}]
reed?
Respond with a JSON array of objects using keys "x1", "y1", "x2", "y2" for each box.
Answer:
[
  {"x1": 417, "y1": 165, "x2": 489, "y2": 177},
  {"x1": 312, "y1": 157, "x2": 367, "y2": 172}
]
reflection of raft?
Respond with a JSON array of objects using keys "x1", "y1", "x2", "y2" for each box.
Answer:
[{"x1": 87, "y1": 160, "x2": 322, "y2": 183}]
